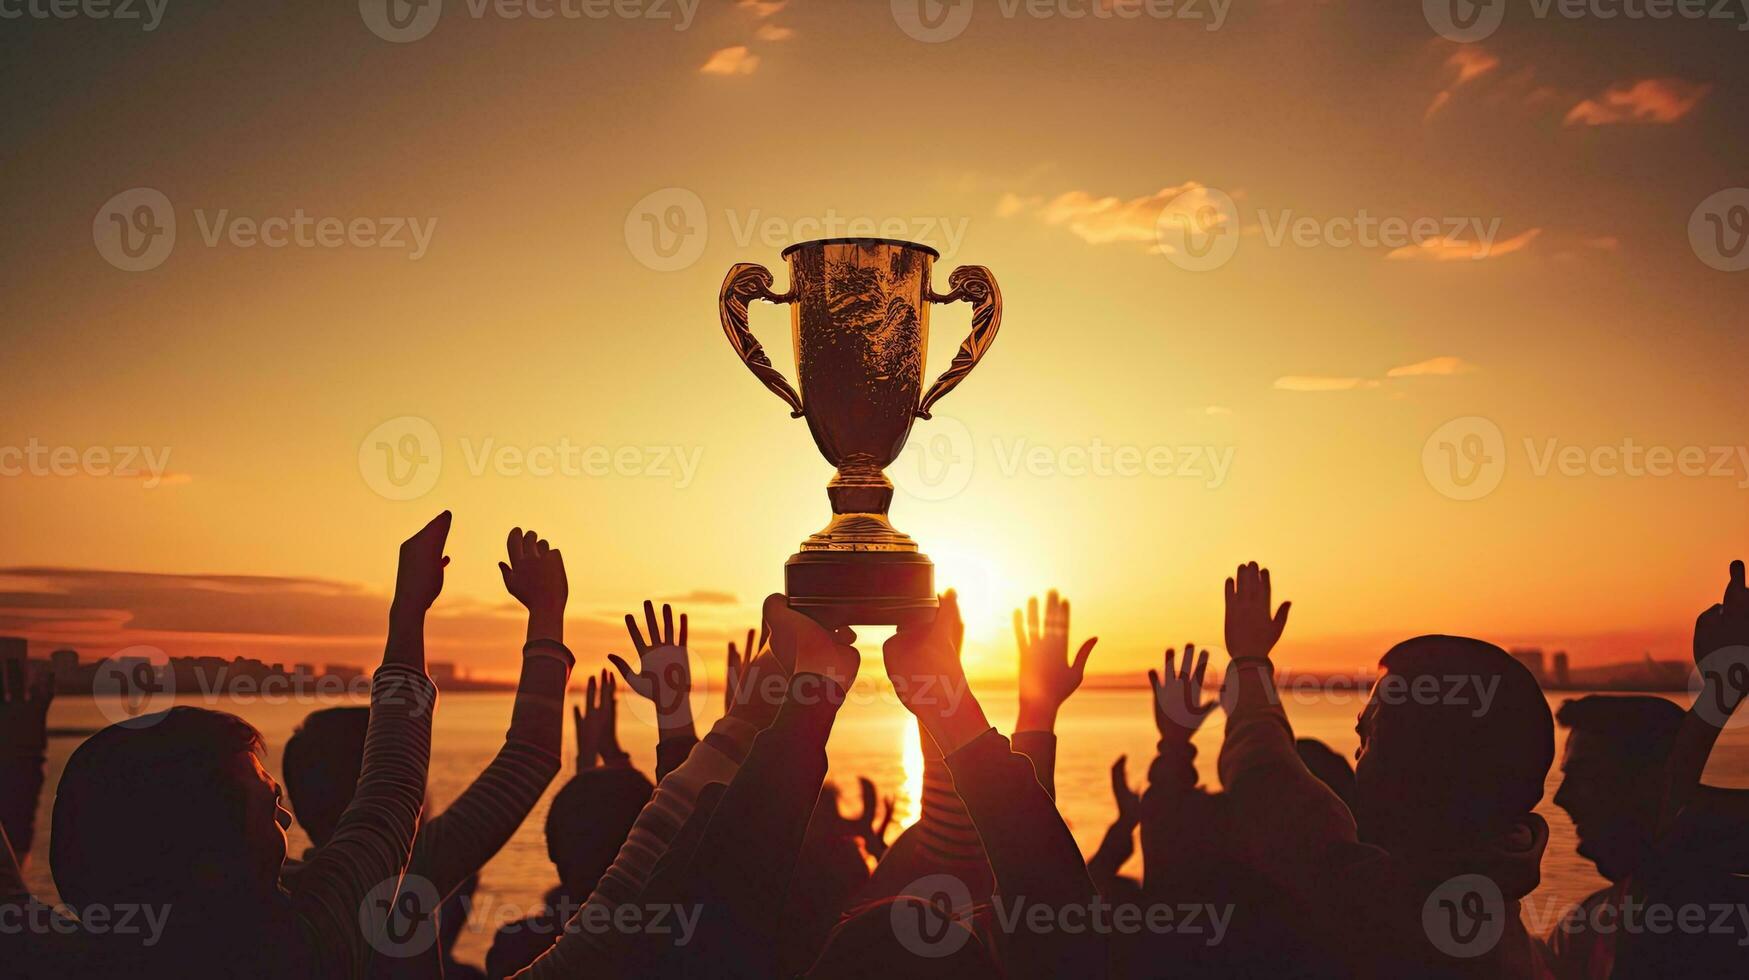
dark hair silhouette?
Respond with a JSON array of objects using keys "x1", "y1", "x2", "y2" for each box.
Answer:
[
  {"x1": 281, "y1": 706, "x2": 369, "y2": 847},
  {"x1": 1355, "y1": 635, "x2": 1554, "y2": 850},
  {"x1": 1295, "y1": 737, "x2": 1356, "y2": 811},
  {"x1": 51, "y1": 707, "x2": 268, "y2": 909},
  {"x1": 1555, "y1": 694, "x2": 1684, "y2": 767},
  {"x1": 545, "y1": 767, "x2": 653, "y2": 898}
]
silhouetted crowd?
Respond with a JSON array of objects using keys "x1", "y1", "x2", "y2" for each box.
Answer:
[{"x1": 2, "y1": 514, "x2": 1746, "y2": 978}]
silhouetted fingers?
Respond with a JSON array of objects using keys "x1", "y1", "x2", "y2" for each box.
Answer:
[
  {"x1": 678, "y1": 612, "x2": 688, "y2": 648},
  {"x1": 1273, "y1": 601, "x2": 1293, "y2": 637},
  {"x1": 1012, "y1": 609, "x2": 1028, "y2": 656},
  {"x1": 641, "y1": 600, "x2": 660, "y2": 648},
  {"x1": 1027, "y1": 595, "x2": 1041, "y2": 644},
  {"x1": 606, "y1": 654, "x2": 640, "y2": 692},
  {"x1": 624, "y1": 613, "x2": 649, "y2": 654},
  {"x1": 507, "y1": 527, "x2": 523, "y2": 566},
  {"x1": 661, "y1": 603, "x2": 675, "y2": 645},
  {"x1": 858, "y1": 777, "x2": 877, "y2": 822},
  {"x1": 1072, "y1": 637, "x2": 1097, "y2": 675},
  {"x1": 1148, "y1": 668, "x2": 1162, "y2": 699},
  {"x1": 1192, "y1": 647, "x2": 1210, "y2": 691}
]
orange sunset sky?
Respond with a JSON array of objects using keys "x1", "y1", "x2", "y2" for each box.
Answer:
[{"x1": 3, "y1": 1, "x2": 1747, "y2": 681}]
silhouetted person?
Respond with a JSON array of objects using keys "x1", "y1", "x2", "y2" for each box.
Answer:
[
  {"x1": 1578, "y1": 562, "x2": 1749, "y2": 979},
  {"x1": 486, "y1": 674, "x2": 653, "y2": 979},
  {"x1": 1295, "y1": 737, "x2": 1356, "y2": 812},
  {"x1": 438, "y1": 874, "x2": 488, "y2": 980},
  {"x1": 1216, "y1": 562, "x2": 1555, "y2": 979},
  {"x1": 46, "y1": 512, "x2": 450, "y2": 979},
  {"x1": 281, "y1": 527, "x2": 575, "y2": 980}
]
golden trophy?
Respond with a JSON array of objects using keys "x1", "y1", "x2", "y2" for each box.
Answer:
[{"x1": 719, "y1": 238, "x2": 1001, "y2": 626}]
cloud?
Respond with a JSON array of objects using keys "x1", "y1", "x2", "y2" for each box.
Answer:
[
  {"x1": 738, "y1": 0, "x2": 786, "y2": 15},
  {"x1": 1426, "y1": 46, "x2": 1500, "y2": 121},
  {"x1": 1386, "y1": 228, "x2": 1542, "y2": 262},
  {"x1": 657, "y1": 589, "x2": 739, "y2": 606},
  {"x1": 997, "y1": 183, "x2": 1211, "y2": 248},
  {"x1": 0, "y1": 566, "x2": 628, "y2": 674},
  {"x1": 755, "y1": 23, "x2": 796, "y2": 41},
  {"x1": 1277, "y1": 356, "x2": 1477, "y2": 393},
  {"x1": 1564, "y1": 78, "x2": 1711, "y2": 126},
  {"x1": 701, "y1": 46, "x2": 760, "y2": 76},
  {"x1": 1274, "y1": 377, "x2": 1378, "y2": 392},
  {"x1": 1386, "y1": 356, "x2": 1476, "y2": 378}
]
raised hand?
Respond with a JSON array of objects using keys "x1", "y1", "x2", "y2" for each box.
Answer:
[
  {"x1": 1150, "y1": 644, "x2": 1215, "y2": 742},
  {"x1": 393, "y1": 511, "x2": 452, "y2": 614},
  {"x1": 1014, "y1": 590, "x2": 1098, "y2": 732},
  {"x1": 499, "y1": 527, "x2": 567, "y2": 644},
  {"x1": 761, "y1": 594, "x2": 859, "y2": 689},
  {"x1": 726, "y1": 624, "x2": 769, "y2": 715},
  {"x1": 1693, "y1": 559, "x2": 1749, "y2": 718},
  {"x1": 573, "y1": 670, "x2": 628, "y2": 768},
  {"x1": 884, "y1": 591, "x2": 990, "y2": 754},
  {"x1": 609, "y1": 601, "x2": 694, "y2": 737},
  {"x1": 1224, "y1": 562, "x2": 1290, "y2": 663},
  {"x1": 846, "y1": 776, "x2": 896, "y2": 859},
  {"x1": 1110, "y1": 755, "x2": 1140, "y2": 832}
]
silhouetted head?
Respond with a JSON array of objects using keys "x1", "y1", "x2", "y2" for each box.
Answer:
[
  {"x1": 1551, "y1": 695, "x2": 1684, "y2": 882},
  {"x1": 1295, "y1": 737, "x2": 1356, "y2": 810},
  {"x1": 545, "y1": 767, "x2": 653, "y2": 897},
  {"x1": 1353, "y1": 636, "x2": 1554, "y2": 852},
  {"x1": 281, "y1": 706, "x2": 370, "y2": 847},
  {"x1": 807, "y1": 896, "x2": 1000, "y2": 980},
  {"x1": 52, "y1": 707, "x2": 291, "y2": 911}
]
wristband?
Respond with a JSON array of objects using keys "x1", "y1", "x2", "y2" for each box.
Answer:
[{"x1": 522, "y1": 638, "x2": 576, "y2": 669}]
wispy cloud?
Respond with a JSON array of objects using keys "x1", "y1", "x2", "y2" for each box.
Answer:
[
  {"x1": 701, "y1": 45, "x2": 760, "y2": 76},
  {"x1": 1277, "y1": 356, "x2": 1478, "y2": 393},
  {"x1": 997, "y1": 183, "x2": 1212, "y2": 248},
  {"x1": 1387, "y1": 228, "x2": 1542, "y2": 262},
  {"x1": 657, "y1": 589, "x2": 739, "y2": 606},
  {"x1": 1564, "y1": 78, "x2": 1711, "y2": 126},
  {"x1": 756, "y1": 23, "x2": 796, "y2": 41},
  {"x1": 1386, "y1": 356, "x2": 1477, "y2": 378},
  {"x1": 1274, "y1": 377, "x2": 1379, "y2": 392},
  {"x1": 737, "y1": 0, "x2": 787, "y2": 15},
  {"x1": 1426, "y1": 45, "x2": 1500, "y2": 121}
]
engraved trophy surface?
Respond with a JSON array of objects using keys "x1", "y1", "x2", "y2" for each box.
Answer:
[{"x1": 718, "y1": 238, "x2": 1001, "y2": 626}]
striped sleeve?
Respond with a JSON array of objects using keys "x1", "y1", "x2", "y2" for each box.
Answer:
[
  {"x1": 412, "y1": 647, "x2": 571, "y2": 900},
  {"x1": 292, "y1": 664, "x2": 436, "y2": 979},
  {"x1": 511, "y1": 713, "x2": 760, "y2": 978}
]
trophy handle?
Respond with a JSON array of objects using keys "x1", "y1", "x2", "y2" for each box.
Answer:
[
  {"x1": 918, "y1": 265, "x2": 1002, "y2": 420},
  {"x1": 719, "y1": 262, "x2": 804, "y2": 418}
]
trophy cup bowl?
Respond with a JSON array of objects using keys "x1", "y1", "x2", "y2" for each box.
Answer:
[{"x1": 719, "y1": 238, "x2": 1001, "y2": 627}]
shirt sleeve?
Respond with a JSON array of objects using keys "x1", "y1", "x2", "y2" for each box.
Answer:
[{"x1": 290, "y1": 664, "x2": 436, "y2": 980}]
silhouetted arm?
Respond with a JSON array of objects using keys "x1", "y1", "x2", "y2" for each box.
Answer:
[
  {"x1": 1088, "y1": 756, "x2": 1140, "y2": 893},
  {"x1": 0, "y1": 659, "x2": 51, "y2": 866},
  {"x1": 1661, "y1": 560, "x2": 1748, "y2": 831}
]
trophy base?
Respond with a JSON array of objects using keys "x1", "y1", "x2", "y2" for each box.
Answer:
[{"x1": 784, "y1": 550, "x2": 937, "y2": 628}]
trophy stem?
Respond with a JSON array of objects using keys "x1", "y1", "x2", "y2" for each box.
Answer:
[{"x1": 802, "y1": 459, "x2": 917, "y2": 553}]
